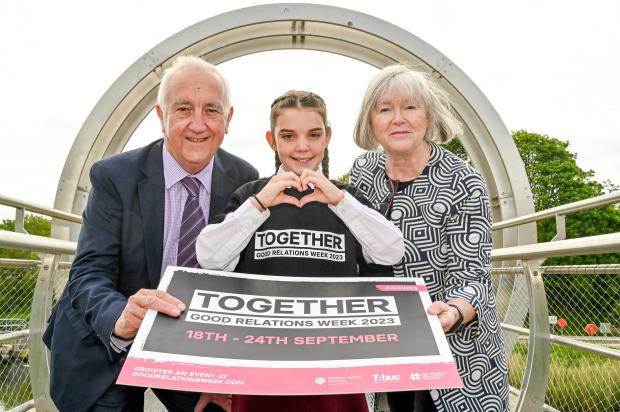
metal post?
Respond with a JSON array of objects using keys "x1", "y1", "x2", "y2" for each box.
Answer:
[
  {"x1": 14, "y1": 207, "x2": 26, "y2": 234},
  {"x1": 29, "y1": 254, "x2": 59, "y2": 412},
  {"x1": 515, "y1": 260, "x2": 551, "y2": 411},
  {"x1": 553, "y1": 214, "x2": 566, "y2": 241}
]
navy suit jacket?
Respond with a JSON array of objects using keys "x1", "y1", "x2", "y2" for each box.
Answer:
[{"x1": 43, "y1": 140, "x2": 258, "y2": 412}]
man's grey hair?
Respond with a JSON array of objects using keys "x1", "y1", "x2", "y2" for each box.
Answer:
[{"x1": 157, "y1": 55, "x2": 230, "y2": 111}]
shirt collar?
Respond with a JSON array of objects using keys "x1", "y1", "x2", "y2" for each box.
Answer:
[
  {"x1": 162, "y1": 143, "x2": 214, "y2": 192},
  {"x1": 276, "y1": 165, "x2": 323, "y2": 176}
]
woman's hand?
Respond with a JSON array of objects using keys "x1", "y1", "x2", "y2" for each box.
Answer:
[
  {"x1": 298, "y1": 169, "x2": 344, "y2": 207},
  {"x1": 194, "y1": 393, "x2": 232, "y2": 412},
  {"x1": 427, "y1": 299, "x2": 475, "y2": 333},
  {"x1": 252, "y1": 172, "x2": 304, "y2": 210}
]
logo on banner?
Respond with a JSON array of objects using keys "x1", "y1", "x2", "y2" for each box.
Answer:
[
  {"x1": 314, "y1": 377, "x2": 326, "y2": 385},
  {"x1": 409, "y1": 373, "x2": 421, "y2": 381},
  {"x1": 254, "y1": 229, "x2": 345, "y2": 261},
  {"x1": 372, "y1": 374, "x2": 400, "y2": 383}
]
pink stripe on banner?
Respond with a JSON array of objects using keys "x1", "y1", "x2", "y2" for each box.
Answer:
[
  {"x1": 117, "y1": 358, "x2": 462, "y2": 394},
  {"x1": 375, "y1": 284, "x2": 427, "y2": 292}
]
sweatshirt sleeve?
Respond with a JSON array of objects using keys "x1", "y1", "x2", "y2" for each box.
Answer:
[
  {"x1": 328, "y1": 190, "x2": 404, "y2": 266},
  {"x1": 196, "y1": 180, "x2": 268, "y2": 271}
]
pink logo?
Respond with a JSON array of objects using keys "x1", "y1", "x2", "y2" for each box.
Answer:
[{"x1": 375, "y1": 284, "x2": 427, "y2": 292}]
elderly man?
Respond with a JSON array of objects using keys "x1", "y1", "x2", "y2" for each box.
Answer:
[{"x1": 43, "y1": 56, "x2": 258, "y2": 412}]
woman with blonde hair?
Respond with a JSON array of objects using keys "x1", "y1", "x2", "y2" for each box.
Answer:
[{"x1": 350, "y1": 65, "x2": 508, "y2": 412}]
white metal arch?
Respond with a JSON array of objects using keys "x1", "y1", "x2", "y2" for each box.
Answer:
[
  {"x1": 39, "y1": 4, "x2": 544, "y2": 410},
  {"x1": 52, "y1": 3, "x2": 535, "y2": 248},
  {"x1": 50, "y1": 4, "x2": 538, "y2": 362}
]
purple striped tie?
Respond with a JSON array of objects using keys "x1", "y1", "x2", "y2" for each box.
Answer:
[{"x1": 177, "y1": 177, "x2": 206, "y2": 268}]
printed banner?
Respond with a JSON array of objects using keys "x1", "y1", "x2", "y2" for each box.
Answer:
[{"x1": 117, "y1": 267, "x2": 462, "y2": 394}]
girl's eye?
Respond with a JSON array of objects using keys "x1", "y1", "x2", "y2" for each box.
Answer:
[
  {"x1": 309, "y1": 133, "x2": 322, "y2": 139},
  {"x1": 281, "y1": 134, "x2": 294, "y2": 140}
]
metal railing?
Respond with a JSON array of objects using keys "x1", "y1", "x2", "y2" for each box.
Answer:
[
  {"x1": 0, "y1": 194, "x2": 82, "y2": 225},
  {"x1": 0, "y1": 195, "x2": 77, "y2": 412},
  {"x1": 0, "y1": 192, "x2": 619, "y2": 412},
  {"x1": 491, "y1": 191, "x2": 620, "y2": 412},
  {"x1": 492, "y1": 191, "x2": 620, "y2": 231}
]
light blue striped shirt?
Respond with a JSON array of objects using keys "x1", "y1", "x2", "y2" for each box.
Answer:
[{"x1": 161, "y1": 143, "x2": 213, "y2": 275}]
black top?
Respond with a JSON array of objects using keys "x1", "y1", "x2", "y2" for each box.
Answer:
[{"x1": 214, "y1": 178, "x2": 392, "y2": 278}]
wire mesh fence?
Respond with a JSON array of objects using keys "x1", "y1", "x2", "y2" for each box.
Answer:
[
  {"x1": 502, "y1": 269, "x2": 620, "y2": 412},
  {"x1": 0, "y1": 264, "x2": 37, "y2": 411},
  {"x1": 1, "y1": 257, "x2": 619, "y2": 412},
  {"x1": 0, "y1": 259, "x2": 68, "y2": 411},
  {"x1": 544, "y1": 272, "x2": 620, "y2": 412}
]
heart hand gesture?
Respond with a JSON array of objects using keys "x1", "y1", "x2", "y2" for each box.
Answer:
[
  {"x1": 251, "y1": 172, "x2": 304, "y2": 210},
  {"x1": 298, "y1": 169, "x2": 344, "y2": 207}
]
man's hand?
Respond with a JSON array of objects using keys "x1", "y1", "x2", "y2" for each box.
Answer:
[
  {"x1": 194, "y1": 393, "x2": 232, "y2": 412},
  {"x1": 113, "y1": 289, "x2": 186, "y2": 339}
]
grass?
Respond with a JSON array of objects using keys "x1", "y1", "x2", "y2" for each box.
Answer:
[{"x1": 508, "y1": 342, "x2": 620, "y2": 412}]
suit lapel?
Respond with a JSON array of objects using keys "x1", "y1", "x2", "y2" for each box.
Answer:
[
  {"x1": 138, "y1": 141, "x2": 165, "y2": 288},
  {"x1": 209, "y1": 150, "x2": 235, "y2": 222}
]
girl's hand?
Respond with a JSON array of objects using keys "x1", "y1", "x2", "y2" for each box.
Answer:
[
  {"x1": 298, "y1": 169, "x2": 344, "y2": 207},
  {"x1": 252, "y1": 172, "x2": 303, "y2": 210}
]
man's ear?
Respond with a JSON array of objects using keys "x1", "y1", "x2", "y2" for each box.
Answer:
[
  {"x1": 225, "y1": 106, "x2": 234, "y2": 134},
  {"x1": 156, "y1": 105, "x2": 165, "y2": 134},
  {"x1": 265, "y1": 131, "x2": 277, "y2": 151}
]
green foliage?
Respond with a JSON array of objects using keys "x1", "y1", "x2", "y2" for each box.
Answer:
[
  {"x1": 0, "y1": 363, "x2": 33, "y2": 409},
  {"x1": 445, "y1": 132, "x2": 620, "y2": 330},
  {"x1": 509, "y1": 342, "x2": 620, "y2": 411},
  {"x1": 443, "y1": 139, "x2": 470, "y2": 164},
  {"x1": 0, "y1": 215, "x2": 51, "y2": 319},
  {"x1": 444, "y1": 131, "x2": 620, "y2": 264},
  {"x1": 0, "y1": 214, "x2": 51, "y2": 259},
  {"x1": 336, "y1": 172, "x2": 350, "y2": 184},
  {"x1": 512, "y1": 130, "x2": 620, "y2": 264}
]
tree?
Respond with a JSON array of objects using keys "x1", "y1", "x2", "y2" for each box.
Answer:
[
  {"x1": 0, "y1": 214, "x2": 51, "y2": 259},
  {"x1": 445, "y1": 131, "x2": 620, "y2": 261},
  {"x1": 0, "y1": 215, "x2": 51, "y2": 316},
  {"x1": 445, "y1": 132, "x2": 620, "y2": 325}
]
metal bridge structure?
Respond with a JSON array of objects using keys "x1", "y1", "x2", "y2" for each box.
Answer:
[{"x1": 0, "y1": 4, "x2": 619, "y2": 412}]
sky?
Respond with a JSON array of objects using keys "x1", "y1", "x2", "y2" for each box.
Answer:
[{"x1": 1, "y1": 0, "x2": 619, "y2": 220}]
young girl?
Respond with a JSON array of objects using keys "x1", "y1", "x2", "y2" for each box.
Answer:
[{"x1": 195, "y1": 90, "x2": 404, "y2": 412}]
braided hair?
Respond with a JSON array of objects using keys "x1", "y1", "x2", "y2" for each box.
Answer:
[{"x1": 270, "y1": 90, "x2": 331, "y2": 178}]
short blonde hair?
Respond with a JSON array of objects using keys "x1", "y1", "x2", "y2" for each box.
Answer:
[
  {"x1": 354, "y1": 65, "x2": 462, "y2": 150},
  {"x1": 157, "y1": 55, "x2": 230, "y2": 111}
]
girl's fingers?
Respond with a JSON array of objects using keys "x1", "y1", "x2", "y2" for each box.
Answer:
[
  {"x1": 273, "y1": 194, "x2": 301, "y2": 207},
  {"x1": 299, "y1": 191, "x2": 325, "y2": 207},
  {"x1": 276, "y1": 179, "x2": 304, "y2": 192}
]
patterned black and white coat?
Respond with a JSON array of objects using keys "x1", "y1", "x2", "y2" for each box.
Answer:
[{"x1": 350, "y1": 143, "x2": 509, "y2": 412}]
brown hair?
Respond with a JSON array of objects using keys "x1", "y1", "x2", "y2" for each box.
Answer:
[{"x1": 270, "y1": 90, "x2": 331, "y2": 177}]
